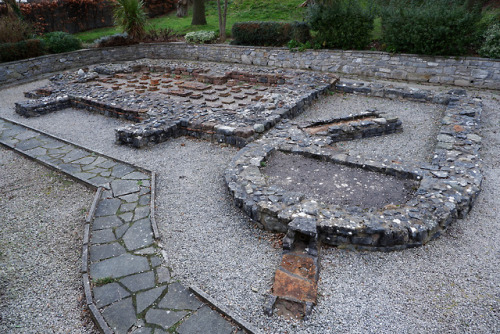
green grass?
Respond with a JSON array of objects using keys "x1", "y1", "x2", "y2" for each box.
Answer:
[
  {"x1": 75, "y1": 26, "x2": 120, "y2": 43},
  {"x1": 372, "y1": 17, "x2": 382, "y2": 40},
  {"x1": 75, "y1": 0, "x2": 306, "y2": 43}
]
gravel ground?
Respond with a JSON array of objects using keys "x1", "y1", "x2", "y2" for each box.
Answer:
[
  {"x1": 0, "y1": 76, "x2": 498, "y2": 334},
  {"x1": 0, "y1": 148, "x2": 97, "y2": 334}
]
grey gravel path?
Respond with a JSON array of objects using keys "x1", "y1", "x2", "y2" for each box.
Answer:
[
  {"x1": 0, "y1": 147, "x2": 97, "y2": 334},
  {"x1": 0, "y1": 78, "x2": 498, "y2": 333}
]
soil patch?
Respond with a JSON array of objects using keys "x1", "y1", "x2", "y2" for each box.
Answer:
[{"x1": 263, "y1": 151, "x2": 419, "y2": 208}]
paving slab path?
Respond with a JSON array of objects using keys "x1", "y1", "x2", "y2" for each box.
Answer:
[{"x1": 0, "y1": 117, "x2": 251, "y2": 334}]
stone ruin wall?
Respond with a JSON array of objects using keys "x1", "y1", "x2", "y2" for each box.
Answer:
[{"x1": 1, "y1": 43, "x2": 498, "y2": 90}]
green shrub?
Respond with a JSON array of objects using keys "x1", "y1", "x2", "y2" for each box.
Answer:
[
  {"x1": 0, "y1": 39, "x2": 45, "y2": 63},
  {"x1": 479, "y1": 23, "x2": 500, "y2": 59},
  {"x1": 114, "y1": 0, "x2": 147, "y2": 40},
  {"x1": 0, "y1": 15, "x2": 32, "y2": 43},
  {"x1": 185, "y1": 30, "x2": 218, "y2": 44},
  {"x1": 288, "y1": 39, "x2": 321, "y2": 52},
  {"x1": 143, "y1": 28, "x2": 176, "y2": 43},
  {"x1": 231, "y1": 21, "x2": 310, "y2": 46},
  {"x1": 43, "y1": 31, "x2": 82, "y2": 54},
  {"x1": 380, "y1": 0, "x2": 482, "y2": 56},
  {"x1": 306, "y1": 0, "x2": 375, "y2": 50}
]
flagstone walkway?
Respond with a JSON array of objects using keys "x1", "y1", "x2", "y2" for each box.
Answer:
[{"x1": 0, "y1": 116, "x2": 254, "y2": 334}]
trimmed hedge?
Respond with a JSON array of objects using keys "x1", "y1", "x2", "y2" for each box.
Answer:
[
  {"x1": 380, "y1": 0, "x2": 482, "y2": 56},
  {"x1": 0, "y1": 39, "x2": 45, "y2": 63},
  {"x1": 231, "y1": 21, "x2": 310, "y2": 46}
]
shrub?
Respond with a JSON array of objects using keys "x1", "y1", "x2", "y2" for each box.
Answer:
[
  {"x1": 185, "y1": 30, "x2": 218, "y2": 44},
  {"x1": 0, "y1": 39, "x2": 45, "y2": 62},
  {"x1": 306, "y1": 0, "x2": 375, "y2": 50},
  {"x1": 380, "y1": 0, "x2": 482, "y2": 56},
  {"x1": 114, "y1": 0, "x2": 147, "y2": 40},
  {"x1": 231, "y1": 21, "x2": 310, "y2": 46},
  {"x1": 95, "y1": 33, "x2": 135, "y2": 47},
  {"x1": 143, "y1": 28, "x2": 176, "y2": 43},
  {"x1": 43, "y1": 31, "x2": 82, "y2": 53},
  {"x1": 479, "y1": 23, "x2": 500, "y2": 59},
  {"x1": 0, "y1": 15, "x2": 32, "y2": 43}
]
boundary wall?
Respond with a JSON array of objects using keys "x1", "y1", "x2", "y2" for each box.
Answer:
[{"x1": 1, "y1": 43, "x2": 498, "y2": 90}]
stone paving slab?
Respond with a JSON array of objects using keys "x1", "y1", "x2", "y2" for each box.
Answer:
[{"x1": 0, "y1": 117, "x2": 252, "y2": 334}]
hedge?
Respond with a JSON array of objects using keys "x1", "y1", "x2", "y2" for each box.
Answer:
[
  {"x1": 380, "y1": 0, "x2": 482, "y2": 56},
  {"x1": 231, "y1": 21, "x2": 310, "y2": 47},
  {"x1": 0, "y1": 39, "x2": 45, "y2": 63}
]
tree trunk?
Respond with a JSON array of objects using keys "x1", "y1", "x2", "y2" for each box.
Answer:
[
  {"x1": 191, "y1": 0, "x2": 207, "y2": 25},
  {"x1": 176, "y1": 0, "x2": 189, "y2": 18},
  {"x1": 217, "y1": 0, "x2": 229, "y2": 43}
]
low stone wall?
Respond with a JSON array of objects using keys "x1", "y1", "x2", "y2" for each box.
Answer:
[
  {"x1": 224, "y1": 80, "x2": 483, "y2": 250},
  {"x1": 1, "y1": 43, "x2": 499, "y2": 90},
  {"x1": 301, "y1": 110, "x2": 403, "y2": 143}
]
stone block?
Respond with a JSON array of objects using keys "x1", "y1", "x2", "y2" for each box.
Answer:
[
  {"x1": 136, "y1": 286, "x2": 167, "y2": 313},
  {"x1": 94, "y1": 283, "x2": 130, "y2": 308},
  {"x1": 158, "y1": 282, "x2": 203, "y2": 310},
  {"x1": 102, "y1": 297, "x2": 136, "y2": 334},
  {"x1": 120, "y1": 271, "x2": 156, "y2": 292},
  {"x1": 90, "y1": 254, "x2": 150, "y2": 279},
  {"x1": 122, "y1": 218, "x2": 153, "y2": 251},
  {"x1": 145, "y1": 309, "x2": 187, "y2": 330},
  {"x1": 177, "y1": 306, "x2": 234, "y2": 334},
  {"x1": 272, "y1": 268, "x2": 317, "y2": 303}
]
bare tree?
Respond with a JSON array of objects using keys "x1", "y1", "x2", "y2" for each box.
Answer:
[
  {"x1": 4, "y1": 0, "x2": 22, "y2": 18},
  {"x1": 191, "y1": 0, "x2": 207, "y2": 25},
  {"x1": 217, "y1": 0, "x2": 229, "y2": 42},
  {"x1": 176, "y1": 0, "x2": 189, "y2": 18}
]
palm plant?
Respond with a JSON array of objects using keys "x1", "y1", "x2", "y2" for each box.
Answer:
[{"x1": 114, "y1": 0, "x2": 147, "y2": 41}]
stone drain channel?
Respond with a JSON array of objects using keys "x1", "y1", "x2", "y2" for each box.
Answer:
[{"x1": 0, "y1": 117, "x2": 256, "y2": 334}]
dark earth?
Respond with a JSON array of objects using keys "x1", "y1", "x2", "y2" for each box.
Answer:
[{"x1": 263, "y1": 151, "x2": 419, "y2": 209}]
